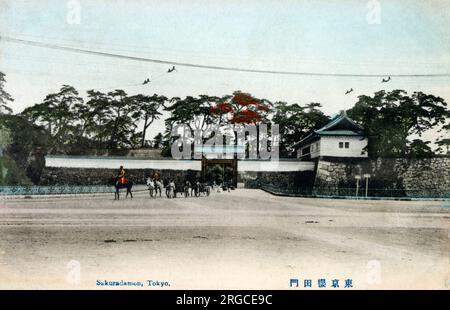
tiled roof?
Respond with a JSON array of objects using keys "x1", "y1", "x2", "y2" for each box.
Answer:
[{"x1": 294, "y1": 112, "x2": 364, "y2": 148}]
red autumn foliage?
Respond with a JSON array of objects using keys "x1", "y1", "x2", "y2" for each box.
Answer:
[
  {"x1": 233, "y1": 93, "x2": 258, "y2": 107},
  {"x1": 210, "y1": 102, "x2": 233, "y2": 115},
  {"x1": 230, "y1": 110, "x2": 262, "y2": 124},
  {"x1": 210, "y1": 92, "x2": 271, "y2": 124},
  {"x1": 255, "y1": 103, "x2": 270, "y2": 112}
]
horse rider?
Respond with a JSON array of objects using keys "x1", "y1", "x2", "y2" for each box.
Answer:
[{"x1": 117, "y1": 165, "x2": 127, "y2": 185}]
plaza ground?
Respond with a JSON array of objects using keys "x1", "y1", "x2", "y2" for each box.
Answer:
[{"x1": 0, "y1": 189, "x2": 448, "y2": 289}]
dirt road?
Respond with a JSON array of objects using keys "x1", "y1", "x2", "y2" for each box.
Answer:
[{"x1": 0, "y1": 189, "x2": 448, "y2": 289}]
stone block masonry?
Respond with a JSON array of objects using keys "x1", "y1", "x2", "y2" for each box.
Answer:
[
  {"x1": 38, "y1": 156, "x2": 450, "y2": 198},
  {"x1": 40, "y1": 167, "x2": 199, "y2": 186},
  {"x1": 314, "y1": 157, "x2": 450, "y2": 197}
]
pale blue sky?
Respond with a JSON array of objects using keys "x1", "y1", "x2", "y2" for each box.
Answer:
[{"x1": 1, "y1": 0, "x2": 449, "y2": 142}]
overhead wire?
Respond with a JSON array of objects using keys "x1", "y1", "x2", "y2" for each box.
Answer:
[{"x1": 2, "y1": 35, "x2": 450, "y2": 78}]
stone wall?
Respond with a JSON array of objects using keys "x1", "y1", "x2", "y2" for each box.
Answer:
[
  {"x1": 314, "y1": 157, "x2": 450, "y2": 197},
  {"x1": 41, "y1": 166, "x2": 316, "y2": 189},
  {"x1": 240, "y1": 171, "x2": 315, "y2": 189},
  {"x1": 40, "y1": 157, "x2": 450, "y2": 198},
  {"x1": 40, "y1": 167, "x2": 200, "y2": 185},
  {"x1": 49, "y1": 147, "x2": 163, "y2": 158}
]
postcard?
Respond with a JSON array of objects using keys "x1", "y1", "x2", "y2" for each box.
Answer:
[{"x1": 0, "y1": 0, "x2": 449, "y2": 297}]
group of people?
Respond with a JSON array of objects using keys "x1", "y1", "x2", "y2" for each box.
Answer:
[
  {"x1": 116, "y1": 166, "x2": 233, "y2": 198},
  {"x1": 145, "y1": 176, "x2": 164, "y2": 197},
  {"x1": 146, "y1": 177, "x2": 207, "y2": 198}
]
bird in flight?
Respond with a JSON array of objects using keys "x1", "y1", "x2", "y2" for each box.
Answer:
[
  {"x1": 168, "y1": 66, "x2": 176, "y2": 73},
  {"x1": 381, "y1": 76, "x2": 391, "y2": 83},
  {"x1": 345, "y1": 88, "x2": 354, "y2": 95},
  {"x1": 142, "y1": 78, "x2": 151, "y2": 85}
]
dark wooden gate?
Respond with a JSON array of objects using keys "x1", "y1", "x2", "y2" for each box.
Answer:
[{"x1": 201, "y1": 157, "x2": 238, "y2": 186}]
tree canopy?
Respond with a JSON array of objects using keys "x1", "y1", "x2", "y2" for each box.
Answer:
[
  {"x1": 347, "y1": 90, "x2": 450, "y2": 158},
  {"x1": 0, "y1": 72, "x2": 14, "y2": 115},
  {"x1": 2, "y1": 77, "x2": 448, "y2": 160},
  {"x1": 272, "y1": 102, "x2": 330, "y2": 157}
]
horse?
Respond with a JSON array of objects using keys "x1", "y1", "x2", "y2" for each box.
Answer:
[
  {"x1": 197, "y1": 182, "x2": 211, "y2": 197},
  {"x1": 146, "y1": 178, "x2": 156, "y2": 198},
  {"x1": 166, "y1": 181, "x2": 175, "y2": 199},
  {"x1": 110, "y1": 177, "x2": 133, "y2": 200},
  {"x1": 154, "y1": 180, "x2": 163, "y2": 197},
  {"x1": 183, "y1": 182, "x2": 191, "y2": 198},
  {"x1": 191, "y1": 182, "x2": 210, "y2": 197}
]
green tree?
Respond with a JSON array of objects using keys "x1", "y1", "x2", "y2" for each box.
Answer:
[
  {"x1": 0, "y1": 156, "x2": 33, "y2": 185},
  {"x1": 0, "y1": 125, "x2": 12, "y2": 155},
  {"x1": 22, "y1": 87, "x2": 142, "y2": 150},
  {"x1": 70, "y1": 91, "x2": 103, "y2": 148},
  {"x1": 85, "y1": 90, "x2": 111, "y2": 148},
  {"x1": 0, "y1": 72, "x2": 13, "y2": 114},
  {"x1": 436, "y1": 139, "x2": 450, "y2": 155},
  {"x1": 152, "y1": 132, "x2": 163, "y2": 148},
  {"x1": 436, "y1": 123, "x2": 450, "y2": 155},
  {"x1": 272, "y1": 102, "x2": 329, "y2": 157},
  {"x1": 83, "y1": 91, "x2": 168, "y2": 149},
  {"x1": 21, "y1": 85, "x2": 83, "y2": 145},
  {"x1": 131, "y1": 94, "x2": 166, "y2": 148},
  {"x1": 408, "y1": 139, "x2": 434, "y2": 158},
  {"x1": 101, "y1": 90, "x2": 137, "y2": 149},
  {"x1": 163, "y1": 95, "x2": 221, "y2": 155},
  {"x1": 206, "y1": 164, "x2": 224, "y2": 184},
  {"x1": 0, "y1": 114, "x2": 51, "y2": 184},
  {"x1": 165, "y1": 95, "x2": 220, "y2": 135},
  {"x1": 160, "y1": 123, "x2": 174, "y2": 157},
  {"x1": 347, "y1": 90, "x2": 450, "y2": 158}
]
